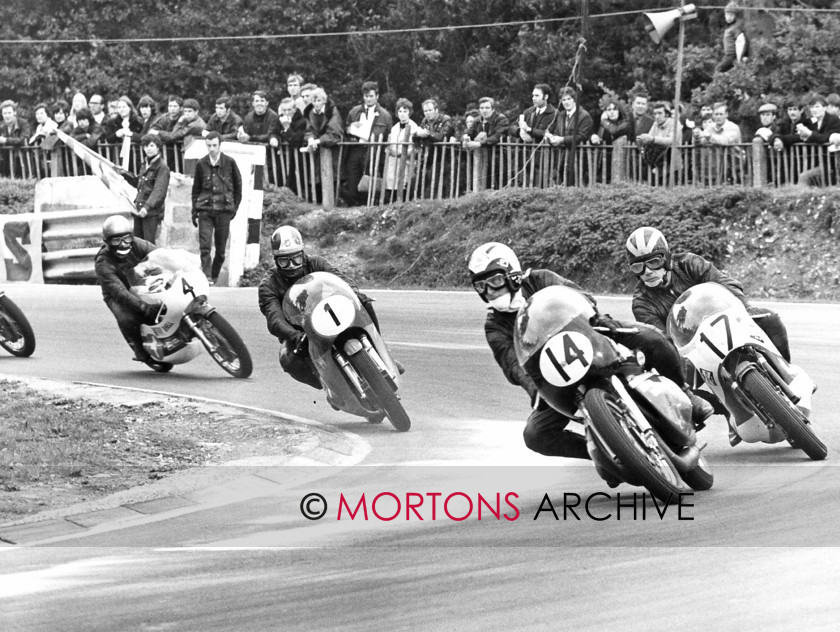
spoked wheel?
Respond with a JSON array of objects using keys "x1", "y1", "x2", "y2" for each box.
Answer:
[
  {"x1": 349, "y1": 350, "x2": 410, "y2": 432},
  {"x1": 196, "y1": 312, "x2": 253, "y2": 378},
  {"x1": 741, "y1": 368, "x2": 828, "y2": 461},
  {"x1": 0, "y1": 295, "x2": 36, "y2": 357},
  {"x1": 584, "y1": 386, "x2": 687, "y2": 504}
]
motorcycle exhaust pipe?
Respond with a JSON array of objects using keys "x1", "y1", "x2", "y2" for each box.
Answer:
[{"x1": 657, "y1": 436, "x2": 705, "y2": 475}]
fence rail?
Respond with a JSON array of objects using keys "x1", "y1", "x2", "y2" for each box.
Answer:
[{"x1": 2, "y1": 138, "x2": 837, "y2": 207}]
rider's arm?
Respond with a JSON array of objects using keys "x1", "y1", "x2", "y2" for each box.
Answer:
[
  {"x1": 530, "y1": 269, "x2": 598, "y2": 310},
  {"x1": 257, "y1": 277, "x2": 299, "y2": 341},
  {"x1": 681, "y1": 253, "x2": 748, "y2": 305},
  {"x1": 307, "y1": 255, "x2": 372, "y2": 303},
  {"x1": 631, "y1": 291, "x2": 667, "y2": 332},
  {"x1": 485, "y1": 317, "x2": 539, "y2": 400}
]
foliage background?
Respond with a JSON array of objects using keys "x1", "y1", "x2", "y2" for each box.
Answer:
[{"x1": 2, "y1": 1, "x2": 839, "y2": 125}]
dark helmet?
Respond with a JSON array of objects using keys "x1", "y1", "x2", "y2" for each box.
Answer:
[
  {"x1": 271, "y1": 225, "x2": 305, "y2": 279},
  {"x1": 102, "y1": 215, "x2": 133, "y2": 259},
  {"x1": 467, "y1": 242, "x2": 523, "y2": 303},
  {"x1": 625, "y1": 227, "x2": 671, "y2": 272}
]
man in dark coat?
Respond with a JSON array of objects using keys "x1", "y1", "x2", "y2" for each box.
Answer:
[
  {"x1": 191, "y1": 131, "x2": 242, "y2": 285},
  {"x1": 133, "y1": 135, "x2": 170, "y2": 243}
]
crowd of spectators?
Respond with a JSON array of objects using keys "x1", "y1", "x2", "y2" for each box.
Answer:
[{"x1": 2, "y1": 75, "x2": 840, "y2": 197}]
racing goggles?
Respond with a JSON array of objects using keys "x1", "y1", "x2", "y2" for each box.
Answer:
[
  {"x1": 107, "y1": 234, "x2": 133, "y2": 247},
  {"x1": 473, "y1": 272, "x2": 508, "y2": 295},
  {"x1": 629, "y1": 254, "x2": 666, "y2": 275},
  {"x1": 275, "y1": 252, "x2": 304, "y2": 269}
]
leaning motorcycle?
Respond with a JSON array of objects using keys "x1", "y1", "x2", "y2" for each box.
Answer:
[
  {"x1": 130, "y1": 249, "x2": 253, "y2": 378},
  {"x1": 283, "y1": 271, "x2": 410, "y2": 432},
  {"x1": 514, "y1": 285, "x2": 713, "y2": 503},
  {"x1": 667, "y1": 282, "x2": 827, "y2": 460},
  {"x1": 0, "y1": 290, "x2": 36, "y2": 357}
]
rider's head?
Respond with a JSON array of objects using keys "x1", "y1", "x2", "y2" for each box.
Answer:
[
  {"x1": 468, "y1": 242, "x2": 524, "y2": 312},
  {"x1": 625, "y1": 227, "x2": 671, "y2": 288},
  {"x1": 271, "y1": 225, "x2": 306, "y2": 280},
  {"x1": 102, "y1": 215, "x2": 134, "y2": 259}
]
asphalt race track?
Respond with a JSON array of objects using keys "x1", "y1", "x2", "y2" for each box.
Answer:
[{"x1": 1, "y1": 285, "x2": 839, "y2": 631}]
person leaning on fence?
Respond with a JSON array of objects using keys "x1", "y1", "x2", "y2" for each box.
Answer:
[
  {"x1": 133, "y1": 134, "x2": 170, "y2": 244},
  {"x1": 203, "y1": 96, "x2": 243, "y2": 142},
  {"x1": 238, "y1": 90, "x2": 279, "y2": 146},
  {"x1": 341, "y1": 81, "x2": 393, "y2": 207},
  {"x1": 149, "y1": 95, "x2": 183, "y2": 139},
  {"x1": 286, "y1": 74, "x2": 306, "y2": 113},
  {"x1": 191, "y1": 131, "x2": 242, "y2": 286},
  {"x1": 463, "y1": 97, "x2": 509, "y2": 149},
  {"x1": 511, "y1": 84, "x2": 558, "y2": 144},
  {"x1": 301, "y1": 87, "x2": 344, "y2": 203},
  {"x1": 414, "y1": 98, "x2": 455, "y2": 145},
  {"x1": 89, "y1": 94, "x2": 106, "y2": 126},
  {"x1": 753, "y1": 102, "x2": 780, "y2": 145},
  {"x1": 772, "y1": 97, "x2": 807, "y2": 152},
  {"x1": 105, "y1": 96, "x2": 144, "y2": 144},
  {"x1": 384, "y1": 98, "x2": 421, "y2": 202},
  {"x1": 545, "y1": 87, "x2": 593, "y2": 186},
  {"x1": 627, "y1": 94, "x2": 653, "y2": 143},
  {"x1": 68, "y1": 92, "x2": 88, "y2": 127},
  {"x1": 137, "y1": 95, "x2": 158, "y2": 136},
  {"x1": 635, "y1": 102, "x2": 674, "y2": 180},
  {"x1": 0, "y1": 100, "x2": 30, "y2": 150},
  {"x1": 153, "y1": 98, "x2": 206, "y2": 150},
  {"x1": 69, "y1": 107, "x2": 102, "y2": 149},
  {"x1": 591, "y1": 99, "x2": 630, "y2": 183},
  {"x1": 52, "y1": 100, "x2": 73, "y2": 134},
  {"x1": 299, "y1": 83, "x2": 317, "y2": 112},
  {"x1": 796, "y1": 94, "x2": 840, "y2": 187},
  {"x1": 29, "y1": 103, "x2": 58, "y2": 148},
  {"x1": 275, "y1": 96, "x2": 307, "y2": 191}
]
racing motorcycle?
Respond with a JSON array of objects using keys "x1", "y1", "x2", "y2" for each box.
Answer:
[
  {"x1": 130, "y1": 249, "x2": 253, "y2": 378},
  {"x1": 667, "y1": 282, "x2": 827, "y2": 461},
  {"x1": 514, "y1": 285, "x2": 713, "y2": 503},
  {"x1": 283, "y1": 271, "x2": 410, "y2": 432},
  {"x1": 0, "y1": 291, "x2": 36, "y2": 357}
]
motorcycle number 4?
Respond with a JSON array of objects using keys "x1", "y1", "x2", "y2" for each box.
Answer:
[
  {"x1": 312, "y1": 295, "x2": 356, "y2": 337},
  {"x1": 539, "y1": 331, "x2": 593, "y2": 387}
]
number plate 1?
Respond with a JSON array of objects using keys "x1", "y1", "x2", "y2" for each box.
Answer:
[{"x1": 311, "y1": 295, "x2": 356, "y2": 337}]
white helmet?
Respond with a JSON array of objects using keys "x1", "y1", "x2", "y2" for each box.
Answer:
[
  {"x1": 468, "y1": 242, "x2": 523, "y2": 304},
  {"x1": 271, "y1": 225, "x2": 304, "y2": 256},
  {"x1": 625, "y1": 227, "x2": 670, "y2": 268}
]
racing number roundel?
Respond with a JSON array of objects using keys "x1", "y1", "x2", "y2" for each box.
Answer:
[
  {"x1": 539, "y1": 331, "x2": 594, "y2": 387},
  {"x1": 311, "y1": 295, "x2": 356, "y2": 337}
]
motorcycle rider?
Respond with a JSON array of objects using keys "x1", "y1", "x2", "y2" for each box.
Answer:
[
  {"x1": 94, "y1": 215, "x2": 170, "y2": 371},
  {"x1": 626, "y1": 226, "x2": 792, "y2": 444},
  {"x1": 468, "y1": 242, "x2": 712, "y2": 468},
  {"x1": 258, "y1": 225, "x2": 394, "y2": 389}
]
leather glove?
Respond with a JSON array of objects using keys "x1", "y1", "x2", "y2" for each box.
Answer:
[
  {"x1": 290, "y1": 331, "x2": 309, "y2": 356},
  {"x1": 191, "y1": 212, "x2": 199, "y2": 227},
  {"x1": 142, "y1": 300, "x2": 163, "y2": 325}
]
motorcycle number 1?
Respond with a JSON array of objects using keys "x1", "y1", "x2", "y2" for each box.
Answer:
[
  {"x1": 312, "y1": 295, "x2": 356, "y2": 337},
  {"x1": 539, "y1": 331, "x2": 593, "y2": 387}
]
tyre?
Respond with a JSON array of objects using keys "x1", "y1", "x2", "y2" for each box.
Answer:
[
  {"x1": 741, "y1": 368, "x2": 828, "y2": 461},
  {"x1": 196, "y1": 312, "x2": 253, "y2": 378},
  {"x1": 584, "y1": 386, "x2": 687, "y2": 503},
  {"x1": 681, "y1": 452, "x2": 714, "y2": 491},
  {"x1": 349, "y1": 348, "x2": 410, "y2": 432},
  {"x1": 0, "y1": 295, "x2": 36, "y2": 357}
]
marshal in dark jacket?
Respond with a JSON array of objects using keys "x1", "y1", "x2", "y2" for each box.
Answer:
[
  {"x1": 135, "y1": 155, "x2": 170, "y2": 217},
  {"x1": 191, "y1": 153, "x2": 242, "y2": 214}
]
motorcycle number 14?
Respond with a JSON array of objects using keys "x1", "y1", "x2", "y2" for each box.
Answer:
[
  {"x1": 312, "y1": 295, "x2": 356, "y2": 337},
  {"x1": 539, "y1": 331, "x2": 593, "y2": 387}
]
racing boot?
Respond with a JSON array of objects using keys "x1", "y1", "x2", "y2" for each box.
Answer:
[
  {"x1": 728, "y1": 423, "x2": 743, "y2": 447},
  {"x1": 395, "y1": 360, "x2": 406, "y2": 375},
  {"x1": 586, "y1": 427, "x2": 621, "y2": 489},
  {"x1": 684, "y1": 387, "x2": 714, "y2": 431}
]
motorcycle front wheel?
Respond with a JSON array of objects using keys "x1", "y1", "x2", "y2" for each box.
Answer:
[
  {"x1": 196, "y1": 312, "x2": 253, "y2": 379},
  {"x1": 741, "y1": 368, "x2": 827, "y2": 461},
  {"x1": 349, "y1": 350, "x2": 410, "y2": 432},
  {"x1": 585, "y1": 386, "x2": 687, "y2": 504},
  {"x1": 0, "y1": 295, "x2": 36, "y2": 357}
]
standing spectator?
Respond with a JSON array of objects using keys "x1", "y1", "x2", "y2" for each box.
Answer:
[
  {"x1": 694, "y1": 102, "x2": 743, "y2": 184},
  {"x1": 796, "y1": 94, "x2": 840, "y2": 186},
  {"x1": 734, "y1": 88, "x2": 760, "y2": 142},
  {"x1": 275, "y1": 96, "x2": 307, "y2": 191},
  {"x1": 137, "y1": 95, "x2": 158, "y2": 136},
  {"x1": 341, "y1": 81, "x2": 393, "y2": 206},
  {"x1": 191, "y1": 131, "x2": 242, "y2": 285},
  {"x1": 511, "y1": 84, "x2": 558, "y2": 144},
  {"x1": 69, "y1": 108, "x2": 103, "y2": 149},
  {"x1": 827, "y1": 93, "x2": 840, "y2": 119},
  {"x1": 301, "y1": 87, "x2": 344, "y2": 203},
  {"x1": 299, "y1": 83, "x2": 317, "y2": 112},
  {"x1": 0, "y1": 100, "x2": 30, "y2": 177},
  {"x1": 150, "y1": 96, "x2": 183, "y2": 138},
  {"x1": 29, "y1": 103, "x2": 57, "y2": 147},
  {"x1": 591, "y1": 99, "x2": 630, "y2": 183},
  {"x1": 133, "y1": 135, "x2": 170, "y2": 243},
  {"x1": 238, "y1": 90, "x2": 279, "y2": 145},
  {"x1": 635, "y1": 101, "x2": 675, "y2": 181},
  {"x1": 773, "y1": 97, "x2": 807, "y2": 151},
  {"x1": 415, "y1": 98, "x2": 455, "y2": 145},
  {"x1": 68, "y1": 92, "x2": 88, "y2": 127},
  {"x1": 287, "y1": 74, "x2": 305, "y2": 112},
  {"x1": 153, "y1": 98, "x2": 205, "y2": 151},
  {"x1": 88, "y1": 94, "x2": 106, "y2": 125},
  {"x1": 546, "y1": 88, "x2": 593, "y2": 185},
  {"x1": 52, "y1": 100, "x2": 73, "y2": 133},
  {"x1": 628, "y1": 94, "x2": 654, "y2": 142},
  {"x1": 463, "y1": 97, "x2": 509, "y2": 148},
  {"x1": 716, "y1": 2, "x2": 749, "y2": 73},
  {"x1": 754, "y1": 102, "x2": 780, "y2": 144},
  {"x1": 696, "y1": 102, "x2": 742, "y2": 145},
  {"x1": 105, "y1": 96, "x2": 144, "y2": 144},
  {"x1": 384, "y1": 98, "x2": 421, "y2": 202},
  {"x1": 203, "y1": 97, "x2": 243, "y2": 142}
]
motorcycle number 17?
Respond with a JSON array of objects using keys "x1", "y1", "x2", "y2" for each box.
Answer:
[
  {"x1": 699, "y1": 313, "x2": 733, "y2": 359},
  {"x1": 539, "y1": 331, "x2": 593, "y2": 387}
]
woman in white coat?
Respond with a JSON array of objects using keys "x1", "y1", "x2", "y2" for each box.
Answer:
[{"x1": 384, "y1": 98, "x2": 421, "y2": 202}]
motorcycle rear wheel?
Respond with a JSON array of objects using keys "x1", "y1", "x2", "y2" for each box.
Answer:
[
  {"x1": 0, "y1": 295, "x2": 36, "y2": 357},
  {"x1": 741, "y1": 368, "x2": 827, "y2": 461},
  {"x1": 349, "y1": 350, "x2": 410, "y2": 432},
  {"x1": 585, "y1": 387, "x2": 687, "y2": 504},
  {"x1": 196, "y1": 312, "x2": 253, "y2": 379}
]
